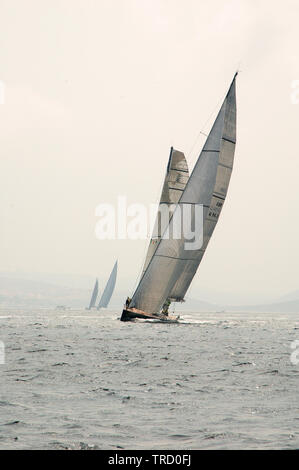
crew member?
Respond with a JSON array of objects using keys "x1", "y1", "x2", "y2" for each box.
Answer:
[{"x1": 162, "y1": 298, "x2": 171, "y2": 316}]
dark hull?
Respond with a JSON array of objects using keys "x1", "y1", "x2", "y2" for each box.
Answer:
[{"x1": 121, "y1": 307, "x2": 179, "y2": 323}]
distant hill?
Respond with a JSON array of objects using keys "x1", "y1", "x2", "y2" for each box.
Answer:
[
  {"x1": 176, "y1": 296, "x2": 299, "y2": 314},
  {"x1": 0, "y1": 275, "x2": 128, "y2": 310},
  {"x1": 0, "y1": 276, "x2": 90, "y2": 308},
  {"x1": 0, "y1": 275, "x2": 221, "y2": 311},
  {"x1": 180, "y1": 298, "x2": 299, "y2": 314},
  {"x1": 224, "y1": 299, "x2": 299, "y2": 313},
  {"x1": 277, "y1": 289, "x2": 299, "y2": 303},
  {"x1": 1, "y1": 275, "x2": 298, "y2": 313},
  {"x1": 177, "y1": 297, "x2": 221, "y2": 312}
]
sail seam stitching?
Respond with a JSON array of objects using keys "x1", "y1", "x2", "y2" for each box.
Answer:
[
  {"x1": 213, "y1": 193, "x2": 225, "y2": 200},
  {"x1": 171, "y1": 168, "x2": 189, "y2": 173},
  {"x1": 222, "y1": 136, "x2": 236, "y2": 144}
]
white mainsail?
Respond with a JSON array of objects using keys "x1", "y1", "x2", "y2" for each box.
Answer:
[
  {"x1": 130, "y1": 74, "x2": 237, "y2": 314},
  {"x1": 87, "y1": 278, "x2": 99, "y2": 310},
  {"x1": 141, "y1": 147, "x2": 189, "y2": 276},
  {"x1": 97, "y1": 260, "x2": 118, "y2": 309}
]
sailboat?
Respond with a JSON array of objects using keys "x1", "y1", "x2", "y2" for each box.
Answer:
[
  {"x1": 97, "y1": 260, "x2": 118, "y2": 309},
  {"x1": 121, "y1": 73, "x2": 237, "y2": 322},
  {"x1": 87, "y1": 278, "x2": 99, "y2": 310}
]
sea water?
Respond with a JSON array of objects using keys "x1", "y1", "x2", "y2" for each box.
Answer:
[{"x1": 0, "y1": 309, "x2": 298, "y2": 449}]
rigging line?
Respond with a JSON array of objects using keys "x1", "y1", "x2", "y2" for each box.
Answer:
[
  {"x1": 186, "y1": 72, "x2": 238, "y2": 169},
  {"x1": 186, "y1": 97, "x2": 223, "y2": 166}
]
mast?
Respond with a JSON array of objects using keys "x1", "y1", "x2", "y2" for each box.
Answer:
[{"x1": 130, "y1": 73, "x2": 237, "y2": 314}]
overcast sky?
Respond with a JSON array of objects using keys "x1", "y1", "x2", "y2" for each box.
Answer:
[{"x1": 0, "y1": 0, "x2": 299, "y2": 304}]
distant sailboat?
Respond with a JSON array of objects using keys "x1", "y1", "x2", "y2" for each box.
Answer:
[
  {"x1": 97, "y1": 260, "x2": 118, "y2": 309},
  {"x1": 121, "y1": 73, "x2": 237, "y2": 322},
  {"x1": 87, "y1": 278, "x2": 98, "y2": 310}
]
